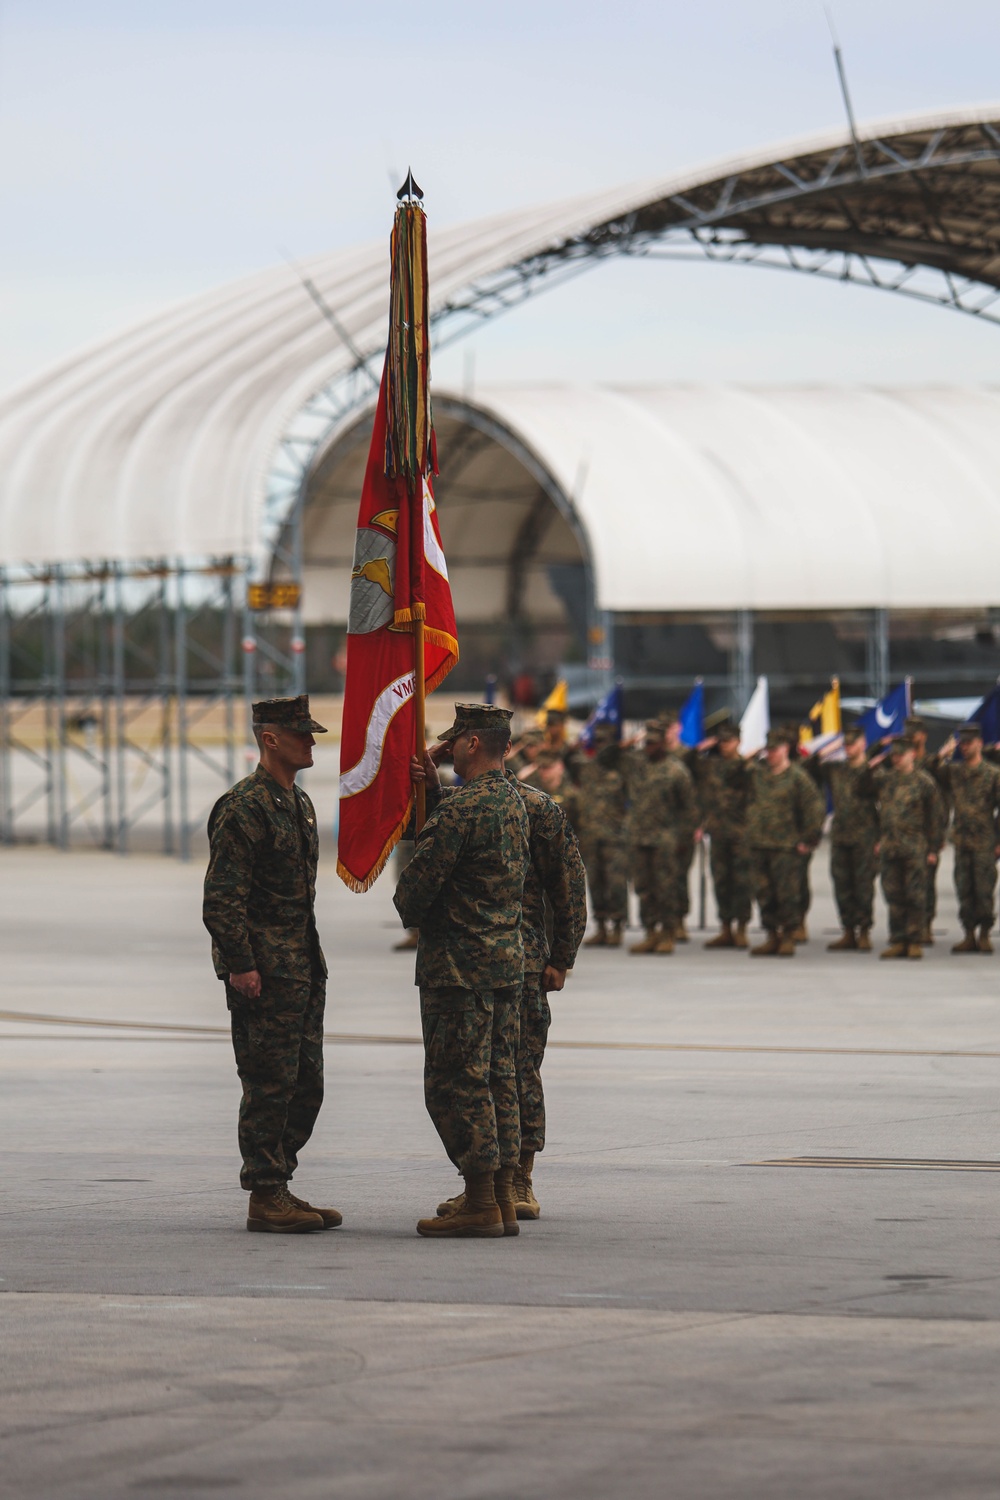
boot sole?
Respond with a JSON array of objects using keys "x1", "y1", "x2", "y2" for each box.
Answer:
[
  {"x1": 515, "y1": 1205, "x2": 541, "y2": 1220},
  {"x1": 246, "y1": 1218, "x2": 325, "y2": 1233},
  {"x1": 502, "y1": 1220, "x2": 520, "y2": 1237},
  {"x1": 416, "y1": 1223, "x2": 505, "y2": 1238}
]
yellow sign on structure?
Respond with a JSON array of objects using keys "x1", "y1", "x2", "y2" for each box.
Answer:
[{"x1": 247, "y1": 582, "x2": 301, "y2": 611}]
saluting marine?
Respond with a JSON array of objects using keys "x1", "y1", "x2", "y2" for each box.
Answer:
[
  {"x1": 805, "y1": 724, "x2": 879, "y2": 952},
  {"x1": 394, "y1": 704, "x2": 530, "y2": 1239},
  {"x1": 690, "y1": 722, "x2": 752, "y2": 949},
  {"x1": 625, "y1": 719, "x2": 698, "y2": 955},
  {"x1": 745, "y1": 730, "x2": 825, "y2": 957},
  {"x1": 424, "y1": 735, "x2": 587, "y2": 1224},
  {"x1": 203, "y1": 695, "x2": 340, "y2": 1235},
  {"x1": 572, "y1": 722, "x2": 629, "y2": 948},
  {"x1": 875, "y1": 735, "x2": 945, "y2": 960},
  {"x1": 930, "y1": 721, "x2": 1000, "y2": 954}
]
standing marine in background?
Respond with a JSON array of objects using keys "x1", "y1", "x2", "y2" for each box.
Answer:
[
  {"x1": 805, "y1": 724, "x2": 879, "y2": 951},
  {"x1": 394, "y1": 704, "x2": 531, "y2": 1239},
  {"x1": 930, "y1": 721, "x2": 1000, "y2": 953},
  {"x1": 572, "y1": 722, "x2": 630, "y2": 948},
  {"x1": 203, "y1": 695, "x2": 339, "y2": 1235},
  {"x1": 690, "y1": 721, "x2": 752, "y2": 949},
  {"x1": 906, "y1": 716, "x2": 938, "y2": 942},
  {"x1": 625, "y1": 719, "x2": 697, "y2": 955},
  {"x1": 876, "y1": 735, "x2": 945, "y2": 960},
  {"x1": 745, "y1": 730, "x2": 825, "y2": 957},
  {"x1": 663, "y1": 711, "x2": 699, "y2": 942}
]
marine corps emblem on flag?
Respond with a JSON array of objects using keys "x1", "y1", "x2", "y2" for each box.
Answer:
[{"x1": 337, "y1": 192, "x2": 458, "y2": 891}]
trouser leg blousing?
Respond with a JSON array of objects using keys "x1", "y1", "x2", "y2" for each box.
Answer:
[{"x1": 227, "y1": 973, "x2": 325, "y2": 1193}]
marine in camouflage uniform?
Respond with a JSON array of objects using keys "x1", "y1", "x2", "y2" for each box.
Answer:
[
  {"x1": 875, "y1": 735, "x2": 946, "y2": 959},
  {"x1": 203, "y1": 695, "x2": 336, "y2": 1234},
  {"x1": 805, "y1": 724, "x2": 878, "y2": 950},
  {"x1": 690, "y1": 721, "x2": 751, "y2": 948},
  {"x1": 745, "y1": 730, "x2": 825, "y2": 956},
  {"x1": 427, "y1": 759, "x2": 587, "y2": 1221},
  {"x1": 930, "y1": 722, "x2": 1000, "y2": 953},
  {"x1": 572, "y1": 725, "x2": 629, "y2": 946},
  {"x1": 625, "y1": 720, "x2": 698, "y2": 955},
  {"x1": 664, "y1": 712, "x2": 698, "y2": 940},
  {"x1": 908, "y1": 716, "x2": 939, "y2": 942},
  {"x1": 395, "y1": 703, "x2": 530, "y2": 1238}
]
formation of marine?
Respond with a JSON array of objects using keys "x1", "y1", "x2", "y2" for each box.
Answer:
[{"x1": 511, "y1": 711, "x2": 1000, "y2": 963}]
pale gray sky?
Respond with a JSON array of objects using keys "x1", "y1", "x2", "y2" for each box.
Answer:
[{"x1": 1, "y1": 0, "x2": 999, "y2": 393}]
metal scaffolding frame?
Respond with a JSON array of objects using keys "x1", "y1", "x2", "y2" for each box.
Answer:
[{"x1": 0, "y1": 560, "x2": 249, "y2": 854}]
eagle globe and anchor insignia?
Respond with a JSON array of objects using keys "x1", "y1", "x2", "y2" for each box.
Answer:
[{"x1": 349, "y1": 509, "x2": 399, "y2": 635}]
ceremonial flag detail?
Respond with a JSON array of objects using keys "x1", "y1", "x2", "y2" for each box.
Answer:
[
  {"x1": 536, "y1": 678, "x2": 568, "y2": 726},
  {"x1": 679, "y1": 680, "x2": 705, "y2": 748},
  {"x1": 968, "y1": 684, "x2": 1000, "y2": 745},
  {"x1": 739, "y1": 676, "x2": 770, "y2": 755},
  {"x1": 858, "y1": 680, "x2": 911, "y2": 747},
  {"x1": 579, "y1": 682, "x2": 624, "y2": 749},
  {"x1": 337, "y1": 198, "x2": 458, "y2": 893}
]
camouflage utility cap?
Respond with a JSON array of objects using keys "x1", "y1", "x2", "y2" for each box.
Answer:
[
  {"x1": 438, "y1": 703, "x2": 514, "y2": 742},
  {"x1": 252, "y1": 695, "x2": 327, "y2": 733},
  {"x1": 891, "y1": 735, "x2": 914, "y2": 753},
  {"x1": 904, "y1": 716, "x2": 927, "y2": 735},
  {"x1": 765, "y1": 729, "x2": 787, "y2": 749},
  {"x1": 644, "y1": 718, "x2": 665, "y2": 736},
  {"x1": 843, "y1": 724, "x2": 865, "y2": 743},
  {"x1": 959, "y1": 721, "x2": 983, "y2": 739},
  {"x1": 716, "y1": 722, "x2": 739, "y2": 742}
]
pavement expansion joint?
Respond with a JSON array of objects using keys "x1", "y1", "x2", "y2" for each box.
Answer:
[{"x1": 747, "y1": 1156, "x2": 1000, "y2": 1172}]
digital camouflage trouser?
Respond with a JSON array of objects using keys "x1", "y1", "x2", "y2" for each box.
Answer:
[
  {"x1": 880, "y1": 853, "x2": 927, "y2": 944},
  {"x1": 750, "y1": 847, "x2": 805, "y2": 934},
  {"x1": 420, "y1": 985, "x2": 520, "y2": 1175},
  {"x1": 709, "y1": 835, "x2": 752, "y2": 925},
  {"x1": 629, "y1": 839, "x2": 678, "y2": 932},
  {"x1": 675, "y1": 837, "x2": 695, "y2": 923},
  {"x1": 227, "y1": 973, "x2": 325, "y2": 1192},
  {"x1": 925, "y1": 859, "x2": 939, "y2": 926},
  {"x1": 579, "y1": 836, "x2": 628, "y2": 924},
  {"x1": 830, "y1": 839, "x2": 877, "y2": 932},
  {"x1": 953, "y1": 843, "x2": 998, "y2": 931},
  {"x1": 516, "y1": 971, "x2": 551, "y2": 1154}
]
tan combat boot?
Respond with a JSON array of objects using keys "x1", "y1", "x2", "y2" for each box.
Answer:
[
  {"x1": 776, "y1": 931, "x2": 796, "y2": 957},
  {"x1": 750, "y1": 931, "x2": 780, "y2": 956},
  {"x1": 654, "y1": 932, "x2": 676, "y2": 954},
  {"x1": 951, "y1": 930, "x2": 979, "y2": 954},
  {"x1": 393, "y1": 929, "x2": 419, "y2": 951},
  {"x1": 907, "y1": 942, "x2": 924, "y2": 959},
  {"x1": 247, "y1": 1184, "x2": 325, "y2": 1234},
  {"x1": 674, "y1": 921, "x2": 690, "y2": 943},
  {"x1": 826, "y1": 929, "x2": 857, "y2": 951},
  {"x1": 880, "y1": 942, "x2": 907, "y2": 959},
  {"x1": 287, "y1": 1191, "x2": 343, "y2": 1229},
  {"x1": 978, "y1": 925, "x2": 994, "y2": 954},
  {"x1": 493, "y1": 1166, "x2": 520, "y2": 1237},
  {"x1": 733, "y1": 923, "x2": 749, "y2": 949},
  {"x1": 583, "y1": 921, "x2": 608, "y2": 948},
  {"x1": 790, "y1": 922, "x2": 808, "y2": 944},
  {"x1": 418, "y1": 1171, "x2": 504, "y2": 1238},
  {"x1": 606, "y1": 922, "x2": 623, "y2": 948},
  {"x1": 630, "y1": 927, "x2": 662, "y2": 954},
  {"x1": 513, "y1": 1152, "x2": 541, "y2": 1220},
  {"x1": 856, "y1": 929, "x2": 873, "y2": 952},
  {"x1": 704, "y1": 923, "x2": 734, "y2": 949}
]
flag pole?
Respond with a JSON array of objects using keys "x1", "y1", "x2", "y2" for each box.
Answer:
[{"x1": 414, "y1": 615, "x2": 427, "y2": 832}]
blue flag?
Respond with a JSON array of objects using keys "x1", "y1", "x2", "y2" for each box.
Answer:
[
  {"x1": 858, "y1": 680, "x2": 911, "y2": 746},
  {"x1": 968, "y1": 685, "x2": 1000, "y2": 745},
  {"x1": 679, "y1": 680, "x2": 705, "y2": 748},
  {"x1": 579, "y1": 682, "x2": 624, "y2": 749}
]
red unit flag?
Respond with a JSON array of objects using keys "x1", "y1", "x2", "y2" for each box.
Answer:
[{"x1": 337, "y1": 196, "x2": 458, "y2": 891}]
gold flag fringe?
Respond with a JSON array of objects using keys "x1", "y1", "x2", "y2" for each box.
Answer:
[{"x1": 336, "y1": 795, "x2": 414, "y2": 894}]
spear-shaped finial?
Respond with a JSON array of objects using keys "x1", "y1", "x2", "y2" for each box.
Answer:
[{"x1": 396, "y1": 167, "x2": 423, "y2": 203}]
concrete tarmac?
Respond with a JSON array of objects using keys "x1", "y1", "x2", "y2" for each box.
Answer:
[{"x1": 2, "y1": 841, "x2": 999, "y2": 1498}]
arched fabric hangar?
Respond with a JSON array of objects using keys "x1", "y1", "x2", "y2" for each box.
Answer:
[{"x1": 1, "y1": 103, "x2": 1000, "y2": 850}]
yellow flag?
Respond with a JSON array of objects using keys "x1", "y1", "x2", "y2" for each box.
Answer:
[
  {"x1": 809, "y1": 677, "x2": 842, "y2": 736},
  {"x1": 536, "y1": 678, "x2": 568, "y2": 727}
]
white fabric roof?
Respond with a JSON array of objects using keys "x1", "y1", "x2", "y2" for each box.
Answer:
[
  {"x1": 457, "y1": 383, "x2": 1000, "y2": 611},
  {"x1": 0, "y1": 103, "x2": 998, "y2": 574}
]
